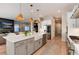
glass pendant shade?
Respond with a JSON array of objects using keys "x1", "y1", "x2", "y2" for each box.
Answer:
[
  {"x1": 16, "y1": 3, "x2": 24, "y2": 21},
  {"x1": 16, "y1": 13, "x2": 24, "y2": 21},
  {"x1": 29, "y1": 18, "x2": 33, "y2": 22},
  {"x1": 34, "y1": 20, "x2": 40, "y2": 23}
]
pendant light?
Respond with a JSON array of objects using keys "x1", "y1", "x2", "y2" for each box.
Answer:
[
  {"x1": 29, "y1": 18, "x2": 33, "y2": 23},
  {"x1": 29, "y1": 4, "x2": 34, "y2": 23},
  {"x1": 16, "y1": 3, "x2": 24, "y2": 21}
]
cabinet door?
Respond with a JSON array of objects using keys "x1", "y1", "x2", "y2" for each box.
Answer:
[
  {"x1": 15, "y1": 40, "x2": 27, "y2": 55},
  {"x1": 27, "y1": 38, "x2": 34, "y2": 55},
  {"x1": 34, "y1": 39, "x2": 42, "y2": 51},
  {"x1": 39, "y1": 39, "x2": 42, "y2": 47},
  {"x1": 42, "y1": 34, "x2": 47, "y2": 45},
  {"x1": 38, "y1": 39, "x2": 42, "y2": 49},
  {"x1": 34, "y1": 40, "x2": 39, "y2": 51},
  {"x1": 76, "y1": 19, "x2": 79, "y2": 28},
  {"x1": 72, "y1": 19, "x2": 76, "y2": 28}
]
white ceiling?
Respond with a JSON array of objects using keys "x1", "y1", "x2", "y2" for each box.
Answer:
[{"x1": 0, "y1": 3, "x2": 76, "y2": 21}]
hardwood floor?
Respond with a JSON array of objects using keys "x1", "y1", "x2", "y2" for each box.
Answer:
[
  {"x1": 34, "y1": 36, "x2": 68, "y2": 55},
  {"x1": 0, "y1": 36, "x2": 68, "y2": 55},
  {"x1": 0, "y1": 44, "x2": 6, "y2": 55}
]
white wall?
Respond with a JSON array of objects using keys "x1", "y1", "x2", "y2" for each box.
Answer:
[
  {"x1": 41, "y1": 16, "x2": 55, "y2": 39},
  {"x1": 41, "y1": 16, "x2": 52, "y2": 31},
  {"x1": 56, "y1": 23, "x2": 61, "y2": 34},
  {"x1": 0, "y1": 3, "x2": 75, "y2": 21},
  {"x1": 67, "y1": 12, "x2": 79, "y2": 38},
  {"x1": 62, "y1": 12, "x2": 78, "y2": 41},
  {"x1": 51, "y1": 17, "x2": 55, "y2": 39},
  {"x1": 67, "y1": 12, "x2": 76, "y2": 36},
  {"x1": 0, "y1": 3, "x2": 31, "y2": 21},
  {"x1": 41, "y1": 19, "x2": 51, "y2": 30},
  {"x1": 75, "y1": 18, "x2": 79, "y2": 28},
  {"x1": 0, "y1": 4, "x2": 20, "y2": 19},
  {"x1": 62, "y1": 13, "x2": 67, "y2": 41}
]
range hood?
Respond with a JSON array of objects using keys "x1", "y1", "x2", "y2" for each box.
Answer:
[{"x1": 71, "y1": 5, "x2": 79, "y2": 19}]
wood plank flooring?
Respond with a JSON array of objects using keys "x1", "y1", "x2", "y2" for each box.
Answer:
[
  {"x1": 34, "y1": 36, "x2": 68, "y2": 55},
  {"x1": 0, "y1": 36, "x2": 68, "y2": 55},
  {"x1": 0, "y1": 44, "x2": 6, "y2": 55}
]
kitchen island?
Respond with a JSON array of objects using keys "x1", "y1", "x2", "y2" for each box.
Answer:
[{"x1": 3, "y1": 33, "x2": 46, "y2": 55}]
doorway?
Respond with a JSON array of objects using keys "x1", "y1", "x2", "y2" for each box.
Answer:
[
  {"x1": 47, "y1": 25, "x2": 51, "y2": 39},
  {"x1": 55, "y1": 18, "x2": 62, "y2": 37}
]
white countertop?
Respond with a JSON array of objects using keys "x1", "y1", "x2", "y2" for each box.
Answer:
[
  {"x1": 68, "y1": 28, "x2": 79, "y2": 36},
  {"x1": 34, "y1": 33, "x2": 43, "y2": 41},
  {"x1": 3, "y1": 33, "x2": 34, "y2": 42},
  {"x1": 68, "y1": 28, "x2": 79, "y2": 54},
  {"x1": 3, "y1": 32, "x2": 45, "y2": 42}
]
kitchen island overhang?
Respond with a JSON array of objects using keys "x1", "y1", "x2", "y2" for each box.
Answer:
[{"x1": 3, "y1": 33, "x2": 46, "y2": 55}]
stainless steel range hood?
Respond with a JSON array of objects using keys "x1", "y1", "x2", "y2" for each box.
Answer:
[{"x1": 71, "y1": 5, "x2": 79, "y2": 19}]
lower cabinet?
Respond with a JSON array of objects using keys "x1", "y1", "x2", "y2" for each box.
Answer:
[
  {"x1": 15, "y1": 40, "x2": 27, "y2": 55},
  {"x1": 27, "y1": 38, "x2": 34, "y2": 55},
  {"x1": 34, "y1": 38, "x2": 42, "y2": 51},
  {"x1": 34, "y1": 40, "x2": 39, "y2": 51},
  {"x1": 9, "y1": 37, "x2": 42, "y2": 55},
  {"x1": 42, "y1": 34, "x2": 47, "y2": 45},
  {"x1": 39, "y1": 38, "x2": 42, "y2": 48},
  {"x1": 15, "y1": 38, "x2": 35, "y2": 55}
]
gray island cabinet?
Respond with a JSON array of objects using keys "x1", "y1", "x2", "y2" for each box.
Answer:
[
  {"x1": 15, "y1": 40, "x2": 27, "y2": 55},
  {"x1": 34, "y1": 38, "x2": 42, "y2": 51},
  {"x1": 15, "y1": 37, "x2": 35, "y2": 55},
  {"x1": 3, "y1": 33, "x2": 44, "y2": 55}
]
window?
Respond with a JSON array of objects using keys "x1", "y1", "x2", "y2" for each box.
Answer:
[
  {"x1": 25, "y1": 26, "x2": 30, "y2": 31},
  {"x1": 14, "y1": 24, "x2": 19, "y2": 32}
]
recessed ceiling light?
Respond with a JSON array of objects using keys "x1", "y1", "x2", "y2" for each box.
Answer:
[
  {"x1": 36, "y1": 9, "x2": 39, "y2": 11},
  {"x1": 30, "y1": 4, "x2": 33, "y2": 7},
  {"x1": 57, "y1": 10, "x2": 61, "y2": 13}
]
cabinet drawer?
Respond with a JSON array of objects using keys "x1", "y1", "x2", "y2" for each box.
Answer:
[
  {"x1": 34, "y1": 39, "x2": 42, "y2": 51},
  {"x1": 15, "y1": 44, "x2": 27, "y2": 55},
  {"x1": 27, "y1": 45, "x2": 34, "y2": 55},
  {"x1": 15, "y1": 40, "x2": 27, "y2": 47},
  {"x1": 14, "y1": 40, "x2": 28, "y2": 55},
  {"x1": 27, "y1": 38, "x2": 34, "y2": 55},
  {"x1": 39, "y1": 39, "x2": 42, "y2": 47},
  {"x1": 27, "y1": 38, "x2": 34, "y2": 43}
]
